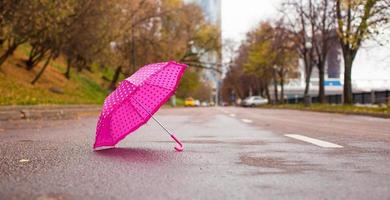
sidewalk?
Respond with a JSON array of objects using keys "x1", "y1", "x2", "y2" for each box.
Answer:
[{"x1": 0, "y1": 105, "x2": 101, "y2": 121}]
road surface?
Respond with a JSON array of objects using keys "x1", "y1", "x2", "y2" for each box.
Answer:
[{"x1": 1, "y1": 107, "x2": 389, "y2": 199}]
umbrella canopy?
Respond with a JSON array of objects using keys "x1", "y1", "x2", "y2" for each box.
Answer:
[{"x1": 93, "y1": 61, "x2": 187, "y2": 151}]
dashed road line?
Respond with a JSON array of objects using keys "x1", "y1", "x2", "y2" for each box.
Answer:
[
  {"x1": 229, "y1": 114, "x2": 236, "y2": 117},
  {"x1": 284, "y1": 134, "x2": 343, "y2": 148},
  {"x1": 241, "y1": 119, "x2": 253, "y2": 123}
]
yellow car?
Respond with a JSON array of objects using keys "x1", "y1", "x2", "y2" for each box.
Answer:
[{"x1": 184, "y1": 97, "x2": 196, "y2": 107}]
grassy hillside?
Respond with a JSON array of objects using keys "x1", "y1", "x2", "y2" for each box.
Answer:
[{"x1": 0, "y1": 45, "x2": 116, "y2": 105}]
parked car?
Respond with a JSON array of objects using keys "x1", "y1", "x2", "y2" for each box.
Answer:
[
  {"x1": 201, "y1": 101, "x2": 209, "y2": 107},
  {"x1": 242, "y1": 96, "x2": 268, "y2": 107},
  {"x1": 194, "y1": 100, "x2": 201, "y2": 107},
  {"x1": 184, "y1": 97, "x2": 196, "y2": 107}
]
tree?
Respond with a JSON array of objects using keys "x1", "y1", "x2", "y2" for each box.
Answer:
[
  {"x1": 61, "y1": 0, "x2": 118, "y2": 80},
  {"x1": 244, "y1": 22, "x2": 276, "y2": 101},
  {"x1": 335, "y1": 0, "x2": 390, "y2": 104},
  {"x1": 176, "y1": 69, "x2": 201, "y2": 98},
  {"x1": 0, "y1": 1, "x2": 37, "y2": 66},
  {"x1": 282, "y1": 0, "x2": 319, "y2": 106},
  {"x1": 192, "y1": 82, "x2": 213, "y2": 102},
  {"x1": 243, "y1": 21, "x2": 298, "y2": 104},
  {"x1": 310, "y1": 0, "x2": 336, "y2": 103},
  {"x1": 222, "y1": 39, "x2": 265, "y2": 103},
  {"x1": 28, "y1": 1, "x2": 97, "y2": 83},
  {"x1": 1, "y1": 0, "x2": 220, "y2": 98},
  {"x1": 108, "y1": 0, "x2": 221, "y2": 95}
]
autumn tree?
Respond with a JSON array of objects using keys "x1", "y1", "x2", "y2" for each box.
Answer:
[
  {"x1": 61, "y1": 0, "x2": 118, "y2": 80},
  {"x1": 0, "y1": 1, "x2": 38, "y2": 66},
  {"x1": 29, "y1": 1, "x2": 109, "y2": 84},
  {"x1": 222, "y1": 40, "x2": 265, "y2": 104},
  {"x1": 335, "y1": 0, "x2": 390, "y2": 104},
  {"x1": 243, "y1": 21, "x2": 298, "y2": 104}
]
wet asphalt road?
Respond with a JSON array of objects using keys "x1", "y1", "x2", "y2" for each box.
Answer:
[{"x1": 0, "y1": 107, "x2": 390, "y2": 200}]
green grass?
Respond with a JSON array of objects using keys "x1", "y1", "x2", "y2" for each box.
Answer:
[
  {"x1": 175, "y1": 97, "x2": 184, "y2": 106},
  {"x1": 261, "y1": 103, "x2": 390, "y2": 117},
  {"x1": 0, "y1": 46, "x2": 112, "y2": 105}
]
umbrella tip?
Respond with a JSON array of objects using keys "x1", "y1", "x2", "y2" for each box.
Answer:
[
  {"x1": 93, "y1": 146, "x2": 116, "y2": 151},
  {"x1": 174, "y1": 145, "x2": 184, "y2": 152},
  {"x1": 170, "y1": 134, "x2": 184, "y2": 152}
]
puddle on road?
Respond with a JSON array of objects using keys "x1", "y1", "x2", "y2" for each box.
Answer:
[
  {"x1": 35, "y1": 192, "x2": 72, "y2": 200},
  {"x1": 239, "y1": 155, "x2": 285, "y2": 168},
  {"x1": 154, "y1": 139, "x2": 266, "y2": 146},
  {"x1": 238, "y1": 155, "x2": 319, "y2": 175}
]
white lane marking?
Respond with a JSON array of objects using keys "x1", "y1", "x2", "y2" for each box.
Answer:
[
  {"x1": 284, "y1": 134, "x2": 343, "y2": 148},
  {"x1": 229, "y1": 114, "x2": 236, "y2": 117},
  {"x1": 241, "y1": 119, "x2": 253, "y2": 123}
]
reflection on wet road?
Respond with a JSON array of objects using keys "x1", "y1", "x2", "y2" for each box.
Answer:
[{"x1": 1, "y1": 107, "x2": 390, "y2": 199}]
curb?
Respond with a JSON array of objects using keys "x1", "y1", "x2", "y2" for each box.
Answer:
[
  {"x1": 0, "y1": 105, "x2": 101, "y2": 121},
  {"x1": 257, "y1": 107, "x2": 390, "y2": 119}
]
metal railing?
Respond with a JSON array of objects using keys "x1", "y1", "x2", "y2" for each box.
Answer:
[{"x1": 285, "y1": 90, "x2": 390, "y2": 105}]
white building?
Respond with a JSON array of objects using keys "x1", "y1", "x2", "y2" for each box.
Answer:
[{"x1": 282, "y1": 34, "x2": 390, "y2": 100}]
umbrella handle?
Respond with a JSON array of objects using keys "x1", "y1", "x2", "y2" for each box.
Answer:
[{"x1": 170, "y1": 134, "x2": 184, "y2": 152}]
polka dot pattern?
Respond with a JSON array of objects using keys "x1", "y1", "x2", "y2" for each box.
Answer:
[
  {"x1": 110, "y1": 101, "x2": 143, "y2": 141},
  {"x1": 146, "y1": 64, "x2": 182, "y2": 90},
  {"x1": 126, "y1": 62, "x2": 168, "y2": 86},
  {"x1": 102, "y1": 81, "x2": 137, "y2": 117},
  {"x1": 94, "y1": 61, "x2": 187, "y2": 149},
  {"x1": 130, "y1": 84, "x2": 170, "y2": 118}
]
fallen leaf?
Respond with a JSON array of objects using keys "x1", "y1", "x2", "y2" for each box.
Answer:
[{"x1": 19, "y1": 159, "x2": 29, "y2": 163}]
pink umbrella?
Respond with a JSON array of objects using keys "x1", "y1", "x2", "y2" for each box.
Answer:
[{"x1": 93, "y1": 61, "x2": 187, "y2": 151}]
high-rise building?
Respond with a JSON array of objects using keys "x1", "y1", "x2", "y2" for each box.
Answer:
[
  {"x1": 183, "y1": 0, "x2": 222, "y2": 104},
  {"x1": 190, "y1": 0, "x2": 221, "y2": 26}
]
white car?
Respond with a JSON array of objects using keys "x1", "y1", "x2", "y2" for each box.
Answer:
[
  {"x1": 194, "y1": 100, "x2": 201, "y2": 107},
  {"x1": 242, "y1": 96, "x2": 268, "y2": 107}
]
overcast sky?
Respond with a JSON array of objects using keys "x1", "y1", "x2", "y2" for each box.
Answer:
[{"x1": 221, "y1": 0, "x2": 390, "y2": 82}]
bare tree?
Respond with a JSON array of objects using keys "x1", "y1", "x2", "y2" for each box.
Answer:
[
  {"x1": 311, "y1": 0, "x2": 336, "y2": 103},
  {"x1": 282, "y1": 0, "x2": 318, "y2": 106}
]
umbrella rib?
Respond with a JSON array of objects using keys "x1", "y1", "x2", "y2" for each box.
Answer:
[{"x1": 132, "y1": 97, "x2": 172, "y2": 137}]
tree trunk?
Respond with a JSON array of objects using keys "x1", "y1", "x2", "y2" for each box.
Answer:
[
  {"x1": 109, "y1": 66, "x2": 122, "y2": 90},
  {"x1": 0, "y1": 44, "x2": 18, "y2": 66},
  {"x1": 304, "y1": 74, "x2": 311, "y2": 107},
  {"x1": 273, "y1": 79, "x2": 278, "y2": 104},
  {"x1": 343, "y1": 52, "x2": 353, "y2": 104},
  {"x1": 272, "y1": 69, "x2": 278, "y2": 104},
  {"x1": 303, "y1": 54, "x2": 313, "y2": 107},
  {"x1": 65, "y1": 58, "x2": 72, "y2": 79},
  {"x1": 280, "y1": 77, "x2": 284, "y2": 104},
  {"x1": 25, "y1": 53, "x2": 35, "y2": 70},
  {"x1": 31, "y1": 54, "x2": 53, "y2": 85},
  {"x1": 318, "y1": 63, "x2": 325, "y2": 103},
  {"x1": 26, "y1": 49, "x2": 46, "y2": 71},
  {"x1": 265, "y1": 85, "x2": 271, "y2": 104}
]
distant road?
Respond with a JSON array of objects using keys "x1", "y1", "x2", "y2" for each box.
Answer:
[{"x1": 1, "y1": 107, "x2": 389, "y2": 199}]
